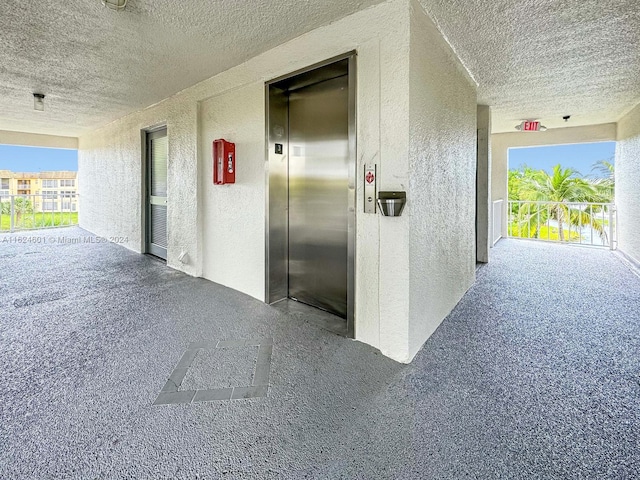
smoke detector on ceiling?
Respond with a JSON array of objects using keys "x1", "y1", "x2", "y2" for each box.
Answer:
[{"x1": 102, "y1": 0, "x2": 127, "y2": 11}]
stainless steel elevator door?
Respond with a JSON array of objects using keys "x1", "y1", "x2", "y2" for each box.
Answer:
[{"x1": 288, "y1": 75, "x2": 349, "y2": 318}]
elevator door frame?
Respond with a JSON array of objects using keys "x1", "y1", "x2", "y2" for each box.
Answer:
[{"x1": 265, "y1": 52, "x2": 356, "y2": 337}]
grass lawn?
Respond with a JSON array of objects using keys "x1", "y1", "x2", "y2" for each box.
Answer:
[
  {"x1": 0, "y1": 212, "x2": 78, "y2": 231},
  {"x1": 508, "y1": 224, "x2": 581, "y2": 242}
]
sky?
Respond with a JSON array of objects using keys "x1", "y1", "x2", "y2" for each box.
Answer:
[
  {"x1": 0, "y1": 145, "x2": 78, "y2": 172},
  {"x1": 0, "y1": 141, "x2": 617, "y2": 177},
  {"x1": 509, "y1": 141, "x2": 615, "y2": 176}
]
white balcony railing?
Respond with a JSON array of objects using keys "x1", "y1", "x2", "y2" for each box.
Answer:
[
  {"x1": 508, "y1": 201, "x2": 616, "y2": 249},
  {"x1": 0, "y1": 194, "x2": 79, "y2": 233},
  {"x1": 492, "y1": 199, "x2": 503, "y2": 246}
]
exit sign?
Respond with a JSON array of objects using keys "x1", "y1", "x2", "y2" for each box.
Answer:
[{"x1": 516, "y1": 120, "x2": 545, "y2": 132}]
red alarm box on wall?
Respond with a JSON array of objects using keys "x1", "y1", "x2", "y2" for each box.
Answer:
[{"x1": 213, "y1": 139, "x2": 235, "y2": 185}]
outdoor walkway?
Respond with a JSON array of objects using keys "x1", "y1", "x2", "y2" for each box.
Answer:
[{"x1": 1, "y1": 228, "x2": 639, "y2": 479}]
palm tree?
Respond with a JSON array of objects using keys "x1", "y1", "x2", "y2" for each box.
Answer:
[
  {"x1": 513, "y1": 164, "x2": 607, "y2": 242},
  {"x1": 12, "y1": 197, "x2": 34, "y2": 228},
  {"x1": 590, "y1": 159, "x2": 614, "y2": 202},
  {"x1": 507, "y1": 165, "x2": 539, "y2": 238}
]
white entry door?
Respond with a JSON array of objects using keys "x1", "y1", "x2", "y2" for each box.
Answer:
[{"x1": 146, "y1": 128, "x2": 168, "y2": 259}]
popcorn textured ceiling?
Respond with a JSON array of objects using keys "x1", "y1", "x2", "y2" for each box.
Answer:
[
  {"x1": 0, "y1": 0, "x2": 638, "y2": 136},
  {"x1": 0, "y1": 0, "x2": 386, "y2": 137},
  {"x1": 419, "y1": 0, "x2": 640, "y2": 132}
]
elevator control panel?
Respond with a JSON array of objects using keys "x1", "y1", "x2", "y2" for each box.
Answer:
[
  {"x1": 275, "y1": 143, "x2": 283, "y2": 154},
  {"x1": 364, "y1": 163, "x2": 377, "y2": 213},
  {"x1": 213, "y1": 139, "x2": 235, "y2": 185}
]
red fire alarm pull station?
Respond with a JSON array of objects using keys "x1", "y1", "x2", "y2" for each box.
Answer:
[{"x1": 213, "y1": 139, "x2": 235, "y2": 185}]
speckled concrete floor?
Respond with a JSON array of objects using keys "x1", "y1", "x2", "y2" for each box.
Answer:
[{"x1": 1, "y1": 228, "x2": 639, "y2": 479}]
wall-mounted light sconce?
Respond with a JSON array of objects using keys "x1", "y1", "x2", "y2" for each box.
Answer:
[
  {"x1": 102, "y1": 0, "x2": 127, "y2": 11},
  {"x1": 33, "y1": 93, "x2": 45, "y2": 112}
]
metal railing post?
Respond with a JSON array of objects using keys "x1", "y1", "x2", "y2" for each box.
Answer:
[
  {"x1": 505, "y1": 200, "x2": 614, "y2": 249},
  {"x1": 1, "y1": 191, "x2": 78, "y2": 233},
  {"x1": 9, "y1": 195, "x2": 15, "y2": 233},
  {"x1": 609, "y1": 205, "x2": 614, "y2": 250}
]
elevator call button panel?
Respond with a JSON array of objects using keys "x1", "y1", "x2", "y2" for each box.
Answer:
[{"x1": 364, "y1": 163, "x2": 376, "y2": 214}]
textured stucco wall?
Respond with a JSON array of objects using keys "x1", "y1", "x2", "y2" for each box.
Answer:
[
  {"x1": 491, "y1": 123, "x2": 617, "y2": 237},
  {"x1": 616, "y1": 103, "x2": 640, "y2": 265},
  {"x1": 79, "y1": 0, "x2": 414, "y2": 361},
  {"x1": 199, "y1": 84, "x2": 265, "y2": 300},
  {"x1": 78, "y1": 101, "x2": 198, "y2": 275},
  {"x1": 0, "y1": 130, "x2": 77, "y2": 149},
  {"x1": 476, "y1": 105, "x2": 491, "y2": 263},
  {"x1": 406, "y1": 1, "x2": 477, "y2": 361},
  {"x1": 195, "y1": 0, "x2": 411, "y2": 361},
  {"x1": 194, "y1": 1, "x2": 411, "y2": 361}
]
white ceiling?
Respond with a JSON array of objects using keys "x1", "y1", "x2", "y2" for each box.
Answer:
[
  {"x1": 423, "y1": 0, "x2": 640, "y2": 132},
  {"x1": 0, "y1": 0, "x2": 639, "y2": 137},
  {"x1": 0, "y1": 0, "x2": 385, "y2": 137}
]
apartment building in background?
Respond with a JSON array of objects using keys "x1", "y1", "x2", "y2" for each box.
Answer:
[{"x1": 0, "y1": 170, "x2": 79, "y2": 212}]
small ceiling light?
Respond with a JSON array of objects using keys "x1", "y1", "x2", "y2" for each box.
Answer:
[
  {"x1": 563, "y1": 115, "x2": 571, "y2": 122},
  {"x1": 33, "y1": 93, "x2": 45, "y2": 112},
  {"x1": 102, "y1": 0, "x2": 127, "y2": 11}
]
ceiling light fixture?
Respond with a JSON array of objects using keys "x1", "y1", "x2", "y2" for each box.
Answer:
[
  {"x1": 33, "y1": 93, "x2": 45, "y2": 112},
  {"x1": 101, "y1": 0, "x2": 127, "y2": 11}
]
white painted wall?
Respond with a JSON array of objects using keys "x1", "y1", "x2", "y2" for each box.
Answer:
[
  {"x1": 79, "y1": 104, "x2": 199, "y2": 275},
  {"x1": 476, "y1": 105, "x2": 491, "y2": 263},
  {"x1": 616, "y1": 103, "x2": 640, "y2": 265},
  {"x1": 491, "y1": 123, "x2": 617, "y2": 237},
  {"x1": 406, "y1": 0, "x2": 477, "y2": 360},
  {"x1": 199, "y1": 84, "x2": 265, "y2": 300},
  {"x1": 0, "y1": 130, "x2": 77, "y2": 149},
  {"x1": 195, "y1": 1, "x2": 412, "y2": 361},
  {"x1": 80, "y1": 0, "x2": 411, "y2": 360},
  {"x1": 79, "y1": 0, "x2": 478, "y2": 363}
]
